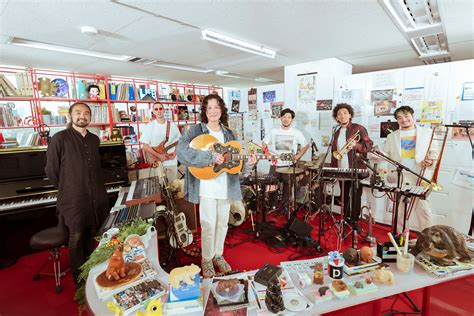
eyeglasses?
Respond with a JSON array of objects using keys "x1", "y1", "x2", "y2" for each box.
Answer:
[{"x1": 153, "y1": 108, "x2": 164, "y2": 111}]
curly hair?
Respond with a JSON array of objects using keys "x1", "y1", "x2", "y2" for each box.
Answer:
[
  {"x1": 332, "y1": 103, "x2": 354, "y2": 120},
  {"x1": 200, "y1": 94, "x2": 229, "y2": 126}
]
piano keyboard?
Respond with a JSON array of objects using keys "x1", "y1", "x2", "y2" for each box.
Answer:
[
  {"x1": 361, "y1": 180, "x2": 430, "y2": 199},
  {"x1": 322, "y1": 167, "x2": 369, "y2": 180},
  {"x1": 0, "y1": 185, "x2": 121, "y2": 213},
  {"x1": 100, "y1": 202, "x2": 156, "y2": 233}
]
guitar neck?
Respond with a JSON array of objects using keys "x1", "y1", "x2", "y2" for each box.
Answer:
[
  {"x1": 164, "y1": 141, "x2": 178, "y2": 152},
  {"x1": 231, "y1": 154, "x2": 284, "y2": 161}
]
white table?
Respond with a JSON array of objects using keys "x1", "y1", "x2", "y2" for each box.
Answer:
[{"x1": 86, "y1": 231, "x2": 473, "y2": 315}]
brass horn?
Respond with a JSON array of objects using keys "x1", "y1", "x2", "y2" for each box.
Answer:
[
  {"x1": 406, "y1": 124, "x2": 448, "y2": 219},
  {"x1": 333, "y1": 130, "x2": 360, "y2": 160}
]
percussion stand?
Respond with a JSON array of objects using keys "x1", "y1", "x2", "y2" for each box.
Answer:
[{"x1": 371, "y1": 149, "x2": 432, "y2": 235}]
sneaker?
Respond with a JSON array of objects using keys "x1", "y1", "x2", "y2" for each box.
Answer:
[
  {"x1": 213, "y1": 255, "x2": 232, "y2": 274},
  {"x1": 202, "y1": 259, "x2": 216, "y2": 278}
]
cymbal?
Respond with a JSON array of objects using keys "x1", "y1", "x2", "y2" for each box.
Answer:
[
  {"x1": 275, "y1": 167, "x2": 304, "y2": 174},
  {"x1": 304, "y1": 161, "x2": 321, "y2": 169}
]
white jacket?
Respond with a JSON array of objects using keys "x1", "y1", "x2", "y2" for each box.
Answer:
[{"x1": 383, "y1": 126, "x2": 438, "y2": 183}]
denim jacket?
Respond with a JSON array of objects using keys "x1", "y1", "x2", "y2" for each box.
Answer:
[{"x1": 177, "y1": 123, "x2": 248, "y2": 204}]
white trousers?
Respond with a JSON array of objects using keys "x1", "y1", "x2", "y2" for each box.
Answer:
[
  {"x1": 199, "y1": 197, "x2": 230, "y2": 261},
  {"x1": 396, "y1": 173, "x2": 432, "y2": 233}
]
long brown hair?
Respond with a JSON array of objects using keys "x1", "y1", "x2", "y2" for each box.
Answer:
[{"x1": 200, "y1": 94, "x2": 228, "y2": 127}]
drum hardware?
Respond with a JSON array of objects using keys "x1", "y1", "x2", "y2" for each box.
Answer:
[{"x1": 276, "y1": 163, "x2": 303, "y2": 220}]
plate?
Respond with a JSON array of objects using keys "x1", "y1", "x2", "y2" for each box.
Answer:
[
  {"x1": 283, "y1": 292, "x2": 306, "y2": 312},
  {"x1": 52, "y1": 78, "x2": 69, "y2": 97},
  {"x1": 216, "y1": 283, "x2": 240, "y2": 298}
]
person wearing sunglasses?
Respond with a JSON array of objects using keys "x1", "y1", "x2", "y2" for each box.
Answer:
[{"x1": 140, "y1": 102, "x2": 181, "y2": 181}]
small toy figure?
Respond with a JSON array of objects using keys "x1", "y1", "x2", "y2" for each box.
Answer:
[
  {"x1": 136, "y1": 298, "x2": 163, "y2": 316},
  {"x1": 169, "y1": 264, "x2": 201, "y2": 289},
  {"x1": 87, "y1": 84, "x2": 100, "y2": 100},
  {"x1": 106, "y1": 248, "x2": 127, "y2": 280},
  {"x1": 313, "y1": 262, "x2": 324, "y2": 285},
  {"x1": 265, "y1": 276, "x2": 285, "y2": 313},
  {"x1": 359, "y1": 246, "x2": 373, "y2": 264},
  {"x1": 374, "y1": 268, "x2": 394, "y2": 285}
]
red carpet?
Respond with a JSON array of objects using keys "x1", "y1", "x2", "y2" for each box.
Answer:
[{"x1": 0, "y1": 210, "x2": 471, "y2": 315}]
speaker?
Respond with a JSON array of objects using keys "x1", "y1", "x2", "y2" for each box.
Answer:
[{"x1": 288, "y1": 217, "x2": 312, "y2": 237}]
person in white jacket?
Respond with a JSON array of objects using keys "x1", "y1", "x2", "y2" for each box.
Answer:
[{"x1": 382, "y1": 106, "x2": 438, "y2": 233}]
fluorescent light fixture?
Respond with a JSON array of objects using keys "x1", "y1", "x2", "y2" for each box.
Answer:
[
  {"x1": 255, "y1": 77, "x2": 275, "y2": 83},
  {"x1": 201, "y1": 29, "x2": 276, "y2": 58},
  {"x1": 145, "y1": 60, "x2": 213, "y2": 73},
  {"x1": 9, "y1": 37, "x2": 131, "y2": 61},
  {"x1": 215, "y1": 71, "x2": 241, "y2": 79}
]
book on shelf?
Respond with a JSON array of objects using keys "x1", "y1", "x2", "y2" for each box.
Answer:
[
  {"x1": 111, "y1": 277, "x2": 166, "y2": 316},
  {"x1": 0, "y1": 103, "x2": 19, "y2": 127}
]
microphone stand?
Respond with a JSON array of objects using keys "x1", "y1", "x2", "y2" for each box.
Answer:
[
  {"x1": 315, "y1": 125, "x2": 340, "y2": 248},
  {"x1": 371, "y1": 149, "x2": 432, "y2": 235}
]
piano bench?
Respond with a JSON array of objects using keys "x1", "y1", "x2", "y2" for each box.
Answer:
[{"x1": 29, "y1": 227, "x2": 69, "y2": 294}]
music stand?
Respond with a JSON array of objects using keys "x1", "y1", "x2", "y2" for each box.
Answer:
[{"x1": 371, "y1": 149, "x2": 433, "y2": 234}]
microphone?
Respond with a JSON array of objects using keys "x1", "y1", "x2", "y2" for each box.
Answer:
[{"x1": 310, "y1": 138, "x2": 318, "y2": 157}]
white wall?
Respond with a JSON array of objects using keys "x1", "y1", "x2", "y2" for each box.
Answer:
[{"x1": 332, "y1": 60, "x2": 474, "y2": 234}]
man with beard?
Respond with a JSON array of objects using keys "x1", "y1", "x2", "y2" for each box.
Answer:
[{"x1": 45, "y1": 102, "x2": 109, "y2": 287}]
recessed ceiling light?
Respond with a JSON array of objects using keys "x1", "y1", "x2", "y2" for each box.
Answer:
[{"x1": 81, "y1": 26, "x2": 98, "y2": 36}]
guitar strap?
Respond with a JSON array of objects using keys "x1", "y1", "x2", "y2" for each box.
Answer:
[{"x1": 165, "y1": 121, "x2": 170, "y2": 142}]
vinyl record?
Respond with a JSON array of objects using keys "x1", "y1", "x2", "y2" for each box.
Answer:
[{"x1": 283, "y1": 292, "x2": 306, "y2": 312}]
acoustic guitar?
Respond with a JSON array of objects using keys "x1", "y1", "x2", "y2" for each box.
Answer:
[
  {"x1": 188, "y1": 134, "x2": 294, "y2": 180},
  {"x1": 146, "y1": 140, "x2": 178, "y2": 167}
]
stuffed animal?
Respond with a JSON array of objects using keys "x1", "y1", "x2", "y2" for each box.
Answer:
[
  {"x1": 374, "y1": 268, "x2": 394, "y2": 285},
  {"x1": 106, "y1": 248, "x2": 127, "y2": 280},
  {"x1": 169, "y1": 179, "x2": 185, "y2": 199},
  {"x1": 411, "y1": 225, "x2": 471, "y2": 265},
  {"x1": 169, "y1": 264, "x2": 201, "y2": 289}
]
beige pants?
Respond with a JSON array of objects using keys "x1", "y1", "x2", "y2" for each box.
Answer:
[
  {"x1": 396, "y1": 172, "x2": 432, "y2": 233},
  {"x1": 199, "y1": 197, "x2": 230, "y2": 261}
]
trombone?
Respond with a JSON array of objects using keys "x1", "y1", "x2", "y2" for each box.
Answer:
[
  {"x1": 406, "y1": 124, "x2": 448, "y2": 219},
  {"x1": 333, "y1": 130, "x2": 360, "y2": 160}
]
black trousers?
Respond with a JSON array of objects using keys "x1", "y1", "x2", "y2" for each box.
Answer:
[
  {"x1": 341, "y1": 180, "x2": 362, "y2": 222},
  {"x1": 68, "y1": 225, "x2": 97, "y2": 285}
]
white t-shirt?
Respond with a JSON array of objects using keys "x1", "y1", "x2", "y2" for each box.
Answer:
[
  {"x1": 199, "y1": 127, "x2": 228, "y2": 199},
  {"x1": 140, "y1": 120, "x2": 181, "y2": 166},
  {"x1": 400, "y1": 128, "x2": 417, "y2": 173},
  {"x1": 263, "y1": 127, "x2": 307, "y2": 167},
  {"x1": 337, "y1": 127, "x2": 349, "y2": 169}
]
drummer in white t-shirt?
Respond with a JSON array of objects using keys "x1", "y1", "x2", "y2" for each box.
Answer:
[{"x1": 262, "y1": 108, "x2": 309, "y2": 213}]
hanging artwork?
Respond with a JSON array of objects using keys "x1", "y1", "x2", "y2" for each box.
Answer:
[
  {"x1": 230, "y1": 90, "x2": 241, "y2": 112},
  {"x1": 297, "y1": 72, "x2": 317, "y2": 111},
  {"x1": 248, "y1": 88, "x2": 257, "y2": 120},
  {"x1": 420, "y1": 100, "x2": 443, "y2": 123},
  {"x1": 371, "y1": 89, "x2": 396, "y2": 116},
  {"x1": 271, "y1": 101, "x2": 284, "y2": 118},
  {"x1": 263, "y1": 90, "x2": 276, "y2": 103},
  {"x1": 316, "y1": 99, "x2": 332, "y2": 111},
  {"x1": 380, "y1": 120, "x2": 399, "y2": 138},
  {"x1": 228, "y1": 113, "x2": 244, "y2": 140}
]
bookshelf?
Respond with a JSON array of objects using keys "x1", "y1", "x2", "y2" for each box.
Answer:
[{"x1": 0, "y1": 66, "x2": 223, "y2": 165}]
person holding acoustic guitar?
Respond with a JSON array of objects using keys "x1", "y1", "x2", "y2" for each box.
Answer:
[
  {"x1": 140, "y1": 102, "x2": 181, "y2": 181},
  {"x1": 177, "y1": 94, "x2": 256, "y2": 278}
]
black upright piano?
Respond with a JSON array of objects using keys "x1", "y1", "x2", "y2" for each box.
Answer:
[{"x1": 0, "y1": 142, "x2": 128, "y2": 267}]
